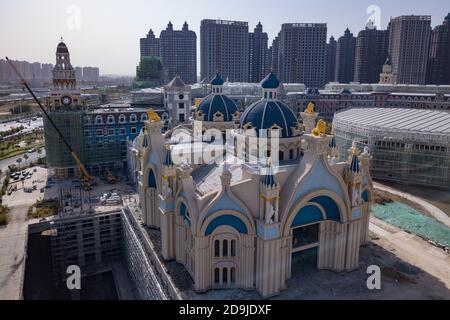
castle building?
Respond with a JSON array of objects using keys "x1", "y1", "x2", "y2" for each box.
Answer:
[{"x1": 136, "y1": 72, "x2": 374, "y2": 298}]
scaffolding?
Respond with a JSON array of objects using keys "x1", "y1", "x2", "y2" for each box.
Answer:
[{"x1": 333, "y1": 108, "x2": 450, "y2": 188}]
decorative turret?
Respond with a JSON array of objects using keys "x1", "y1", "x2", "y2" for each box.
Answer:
[
  {"x1": 161, "y1": 145, "x2": 176, "y2": 199},
  {"x1": 328, "y1": 136, "x2": 339, "y2": 164},
  {"x1": 345, "y1": 142, "x2": 363, "y2": 207},
  {"x1": 259, "y1": 159, "x2": 280, "y2": 224}
]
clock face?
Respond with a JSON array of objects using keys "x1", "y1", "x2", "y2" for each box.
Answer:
[{"x1": 62, "y1": 96, "x2": 72, "y2": 106}]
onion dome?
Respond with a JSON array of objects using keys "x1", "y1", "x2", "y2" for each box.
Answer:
[
  {"x1": 197, "y1": 94, "x2": 238, "y2": 122},
  {"x1": 211, "y1": 73, "x2": 225, "y2": 86},
  {"x1": 57, "y1": 41, "x2": 69, "y2": 53},
  {"x1": 261, "y1": 72, "x2": 280, "y2": 89},
  {"x1": 240, "y1": 100, "x2": 298, "y2": 138}
]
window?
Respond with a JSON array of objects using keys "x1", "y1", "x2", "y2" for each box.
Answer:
[
  {"x1": 289, "y1": 149, "x2": 294, "y2": 160},
  {"x1": 223, "y1": 240, "x2": 228, "y2": 257},
  {"x1": 214, "y1": 269, "x2": 220, "y2": 284},
  {"x1": 178, "y1": 102, "x2": 185, "y2": 109},
  {"x1": 131, "y1": 127, "x2": 137, "y2": 134},
  {"x1": 130, "y1": 114, "x2": 137, "y2": 123},
  {"x1": 95, "y1": 115, "x2": 103, "y2": 125},
  {"x1": 231, "y1": 240, "x2": 236, "y2": 257},
  {"x1": 119, "y1": 114, "x2": 126, "y2": 124},
  {"x1": 120, "y1": 128, "x2": 126, "y2": 135},
  {"x1": 108, "y1": 129, "x2": 114, "y2": 136},
  {"x1": 107, "y1": 115, "x2": 115, "y2": 124},
  {"x1": 214, "y1": 240, "x2": 220, "y2": 257},
  {"x1": 179, "y1": 114, "x2": 185, "y2": 122},
  {"x1": 140, "y1": 113, "x2": 148, "y2": 122},
  {"x1": 231, "y1": 268, "x2": 236, "y2": 284},
  {"x1": 84, "y1": 130, "x2": 91, "y2": 137},
  {"x1": 96, "y1": 129, "x2": 103, "y2": 137},
  {"x1": 223, "y1": 267, "x2": 228, "y2": 284},
  {"x1": 179, "y1": 94, "x2": 184, "y2": 100}
]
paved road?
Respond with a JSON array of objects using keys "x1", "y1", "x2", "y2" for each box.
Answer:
[{"x1": 0, "y1": 148, "x2": 45, "y2": 174}]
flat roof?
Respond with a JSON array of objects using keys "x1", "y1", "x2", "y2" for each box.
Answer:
[{"x1": 334, "y1": 108, "x2": 450, "y2": 135}]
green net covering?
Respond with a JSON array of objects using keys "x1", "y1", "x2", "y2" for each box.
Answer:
[{"x1": 372, "y1": 202, "x2": 450, "y2": 248}]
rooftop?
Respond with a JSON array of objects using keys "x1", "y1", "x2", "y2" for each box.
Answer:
[{"x1": 334, "y1": 108, "x2": 450, "y2": 135}]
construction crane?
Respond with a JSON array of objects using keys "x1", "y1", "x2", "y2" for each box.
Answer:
[{"x1": 5, "y1": 57, "x2": 94, "y2": 188}]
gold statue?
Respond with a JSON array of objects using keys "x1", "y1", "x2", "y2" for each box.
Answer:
[
  {"x1": 147, "y1": 108, "x2": 161, "y2": 122},
  {"x1": 305, "y1": 102, "x2": 315, "y2": 114},
  {"x1": 312, "y1": 119, "x2": 327, "y2": 137}
]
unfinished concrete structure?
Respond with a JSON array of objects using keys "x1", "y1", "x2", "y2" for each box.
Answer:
[{"x1": 136, "y1": 73, "x2": 374, "y2": 298}]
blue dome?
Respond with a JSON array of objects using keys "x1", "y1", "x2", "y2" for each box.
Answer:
[
  {"x1": 211, "y1": 73, "x2": 224, "y2": 86},
  {"x1": 240, "y1": 100, "x2": 298, "y2": 138},
  {"x1": 198, "y1": 94, "x2": 238, "y2": 122},
  {"x1": 260, "y1": 73, "x2": 280, "y2": 89}
]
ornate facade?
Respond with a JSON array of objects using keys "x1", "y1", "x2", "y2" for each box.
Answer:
[{"x1": 136, "y1": 73, "x2": 374, "y2": 298}]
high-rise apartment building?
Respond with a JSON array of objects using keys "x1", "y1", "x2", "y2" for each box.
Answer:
[
  {"x1": 354, "y1": 28, "x2": 389, "y2": 84},
  {"x1": 388, "y1": 15, "x2": 431, "y2": 85},
  {"x1": 335, "y1": 28, "x2": 356, "y2": 83},
  {"x1": 427, "y1": 13, "x2": 450, "y2": 85},
  {"x1": 326, "y1": 36, "x2": 337, "y2": 83},
  {"x1": 140, "y1": 29, "x2": 160, "y2": 58},
  {"x1": 269, "y1": 36, "x2": 280, "y2": 75},
  {"x1": 249, "y1": 22, "x2": 269, "y2": 83},
  {"x1": 159, "y1": 21, "x2": 197, "y2": 84},
  {"x1": 200, "y1": 19, "x2": 249, "y2": 82},
  {"x1": 278, "y1": 23, "x2": 327, "y2": 88}
]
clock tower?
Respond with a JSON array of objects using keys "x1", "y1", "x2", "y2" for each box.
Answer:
[{"x1": 48, "y1": 38, "x2": 82, "y2": 111}]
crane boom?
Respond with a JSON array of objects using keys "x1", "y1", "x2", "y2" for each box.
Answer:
[{"x1": 5, "y1": 57, "x2": 92, "y2": 181}]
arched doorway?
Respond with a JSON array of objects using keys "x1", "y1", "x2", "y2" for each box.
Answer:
[{"x1": 288, "y1": 196, "x2": 342, "y2": 273}]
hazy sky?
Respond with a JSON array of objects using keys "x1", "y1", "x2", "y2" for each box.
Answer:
[{"x1": 1, "y1": 0, "x2": 449, "y2": 75}]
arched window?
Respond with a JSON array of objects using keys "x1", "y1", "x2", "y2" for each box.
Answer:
[
  {"x1": 231, "y1": 268, "x2": 236, "y2": 284},
  {"x1": 214, "y1": 240, "x2": 220, "y2": 257},
  {"x1": 140, "y1": 113, "x2": 148, "y2": 122},
  {"x1": 223, "y1": 267, "x2": 228, "y2": 284},
  {"x1": 223, "y1": 240, "x2": 228, "y2": 257},
  {"x1": 279, "y1": 150, "x2": 284, "y2": 161},
  {"x1": 119, "y1": 114, "x2": 126, "y2": 124},
  {"x1": 95, "y1": 115, "x2": 103, "y2": 125},
  {"x1": 130, "y1": 114, "x2": 137, "y2": 123},
  {"x1": 214, "y1": 268, "x2": 220, "y2": 284},
  {"x1": 84, "y1": 116, "x2": 91, "y2": 125},
  {"x1": 107, "y1": 115, "x2": 115, "y2": 124},
  {"x1": 231, "y1": 240, "x2": 236, "y2": 257}
]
